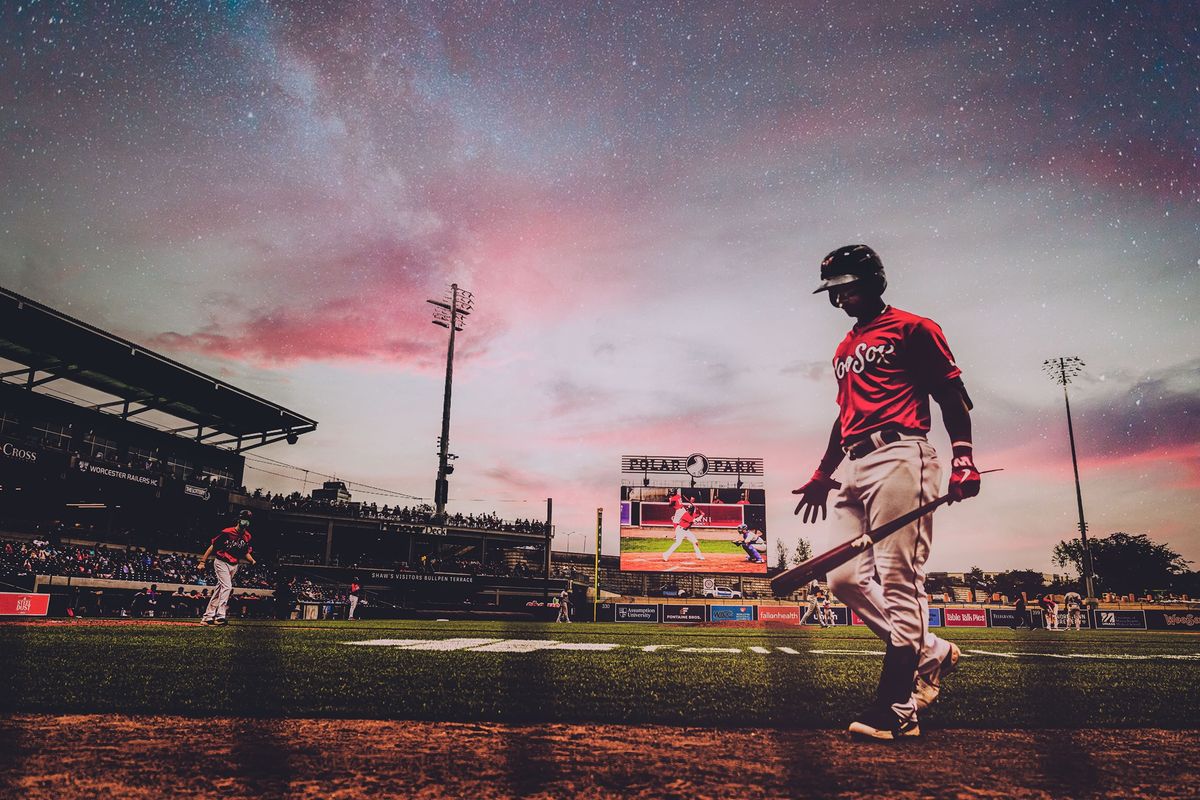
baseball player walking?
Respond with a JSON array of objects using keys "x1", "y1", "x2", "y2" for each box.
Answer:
[
  {"x1": 556, "y1": 588, "x2": 572, "y2": 623},
  {"x1": 792, "y1": 245, "x2": 981, "y2": 740},
  {"x1": 198, "y1": 510, "x2": 256, "y2": 626},
  {"x1": 799, "y1": 581, "x2": 823, "y2": 626},
  {"x1": 348, "y1": 576, "x2": 362, "y2": 620}
]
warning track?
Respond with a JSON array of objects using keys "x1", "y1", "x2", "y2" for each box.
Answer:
[{"x1": 1, "y1": 715, "x2": 1196, "y2": 800}]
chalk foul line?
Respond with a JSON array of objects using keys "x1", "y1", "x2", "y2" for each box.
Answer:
[{"x1": 343, "y1": 639, "x2": 1200, "y2": 661}]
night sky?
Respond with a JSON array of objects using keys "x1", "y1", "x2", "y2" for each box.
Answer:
[{"x1": 2, "y1": 1, "x2": 1197, "y2": 574}]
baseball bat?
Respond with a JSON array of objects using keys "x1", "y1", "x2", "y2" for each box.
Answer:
[{"x1": 771, "y1": 469, "x2": 1002, "y2": 598}]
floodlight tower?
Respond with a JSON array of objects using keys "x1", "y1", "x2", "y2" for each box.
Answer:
[
  {"x1": 428, "y1": 284, "x2": 474, "y2": 518},
  {"x1": 1043, "y1": 356, "x2": 1095, "y2": 599}
]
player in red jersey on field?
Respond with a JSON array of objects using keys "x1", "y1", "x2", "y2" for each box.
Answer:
[
  {"x1": 198, "y1": 510, "x2": 257, "y2": 626},
  {"x1": 792, "y1": 245, "x2": 981, "y2": 740},
  {"x1": 663, "y1": 491, "x2": 705, "y2": 563}
]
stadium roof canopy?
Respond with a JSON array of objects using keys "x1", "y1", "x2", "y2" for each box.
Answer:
[{"x1": 0, "y1": 286, "x2": 317, "y2": 452}]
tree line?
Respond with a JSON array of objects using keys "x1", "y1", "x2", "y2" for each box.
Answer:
[{"x1": 777, "y1": 531, "x2": 1196, "y2": 600}]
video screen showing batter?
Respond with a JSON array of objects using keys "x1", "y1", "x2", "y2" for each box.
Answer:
[{"x1": 619, "y1": 454, "x2": 767, "y2": 574}]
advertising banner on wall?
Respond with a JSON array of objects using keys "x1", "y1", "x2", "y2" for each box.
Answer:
[
  {"x1": 0, "y1": 592, "x2": 49, "y2": 616},
  {"x1": 1053, "y1": 609, "x2": 1091, "y2": 629},
  {"x1": 803, "y1": 605, "x2": 848, "y2": 626},
  {"x1": 1092, "y1": 609, "x2": 1147, "y2": 630},
  {"x1": 0, "y1": 437, "x2": 67, "y2": 477},
  {"x1": 709, "y1": 605, "x2": 755, "y2": 622},
  {"x1": 619, "y1": 453, "x2": 767, "y2": 575},
  {"x1": 594, "y1": 602, "x2": 616, "y2": 623},
  {"x1": 615, "y1": 603, "x2": 660, "y2": 623},
  {"x1": 852, "y1": 607, "x2": 944, "y2": 627},
  {"x1": 986, "y1": 608, "x2": 1044, "y2": 628},
  {"x1": 757, "y1": 605, "x2": 801, "y2": 625},
  {"x1": 662, "y1": 604, "x2": 706, "y2": 623},
  {"x1": 1144, "y1": 610, "x2": 1200, "y2": 630},
  {"x1": 73, "y1": 456, "x2": 161, "y2": 489},
  {"x1": 944, "y1": 607, "x2": 988, "y2": 627}
]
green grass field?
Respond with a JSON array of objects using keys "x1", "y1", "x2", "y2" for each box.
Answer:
[
  {"x1": 2, "y1": 619, "x2": 1197, "y2": 728},
  {"x1": 619, "y1": 537, "x2": 746, "y2": 554}
]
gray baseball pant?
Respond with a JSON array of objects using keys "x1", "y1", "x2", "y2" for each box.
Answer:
[{"x1": 826, "y1": 436, "x2": 953, "y2": 715}]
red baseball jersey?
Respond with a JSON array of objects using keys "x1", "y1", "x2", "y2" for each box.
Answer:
[
  {"x1": 832, "y1": 306, "x2": 961, "y2": 443},
  {"x1": 212, "y1": 527, "x2": 253, "y2": 564}
]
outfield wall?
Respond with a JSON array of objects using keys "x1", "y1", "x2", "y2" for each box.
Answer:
[{"x1": 595, "y1": 603, "x2": 1200, "y2": 631}]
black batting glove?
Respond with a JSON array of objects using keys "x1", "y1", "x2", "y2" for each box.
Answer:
[{"x1": 792, "y1": 470, "x2": 841, "y2": 523}]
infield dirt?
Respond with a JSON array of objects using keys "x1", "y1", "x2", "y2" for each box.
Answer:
[{"x1": 2, "y1": 715, "x2": 1196, "y2": 800}]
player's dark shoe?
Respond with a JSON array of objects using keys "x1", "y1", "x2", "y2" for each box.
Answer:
[
  {"x1": 214, "y1": 618, "x2": 228, "y2": 626},
  {"x1": 201, "y1": 618, "x2": 214, "y2": 626},
  {"x1": 913, "y1": 641, "x2": 960, "y2": 711},
  {"x1": 847, "y1": 705, "x2": 920, "y2": 740}
]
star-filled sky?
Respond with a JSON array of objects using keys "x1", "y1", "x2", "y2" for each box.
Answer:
[{"x1": 2, "y1": 1, "x2": 1197, "y2": 575}]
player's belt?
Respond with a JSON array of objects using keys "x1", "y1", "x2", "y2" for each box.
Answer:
[{"x1": 843, "y1": 428, "x2": 925, "y2": 460}]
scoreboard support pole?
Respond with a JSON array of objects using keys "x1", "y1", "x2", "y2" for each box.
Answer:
[{"x1": 593, "y1": 507, "x2": 602, "y2": 622}]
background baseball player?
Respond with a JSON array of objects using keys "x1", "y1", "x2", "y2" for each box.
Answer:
[
  {"x1": 819, "y1": 593, "x2": 837, "y2": 627},
  {"x1": 1064, "y1": 589, "x2": 1083, "y2": 630},
  {"x1": 799, "y1": 581, "x2": 824, "y2": 626},
  {"x1": 792, "y1": 244, "x2": 981, "y2": 740},
  {"x1": 198, "y1": 510, "x2": 256, "y2": 626},
  {"x1": 348, "y1": 576, "x2": 362, "y2": 620},
  {"x1": 1042, "y1": 594, "x2": 1060, "y2": 630},
  {"x1": 556, "y1": 587, "x2": 572, "y2": 623},
  {"x1": 733, "y1": 524, "x2": 765, "y2": 563}
]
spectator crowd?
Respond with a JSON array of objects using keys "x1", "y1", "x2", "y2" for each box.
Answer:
[
  {"x1": 260, "y1": 491, "x2": 549, "y2": 534},
  {"x1": 0, "y1": 538, "x2": 275, "y2": 589}
]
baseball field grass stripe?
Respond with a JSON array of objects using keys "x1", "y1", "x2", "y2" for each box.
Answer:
[{"x1": 2, "y1": 620, "x2": 1198, "y2": 728}]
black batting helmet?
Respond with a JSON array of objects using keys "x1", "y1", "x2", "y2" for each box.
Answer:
[
  {"x1": 237, "y1": 509, "x2": 252, "y2": 520},
  {"x1": 814, "y1": 244, "x2": 887, "y2": 295}
]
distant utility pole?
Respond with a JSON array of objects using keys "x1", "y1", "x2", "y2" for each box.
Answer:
[
  {"x1": 1043, "y1": 356, "x2": 1095, "y2": 599},
  {"x1": 427, "y1": 283, "x2": 474, "y2": 518}
]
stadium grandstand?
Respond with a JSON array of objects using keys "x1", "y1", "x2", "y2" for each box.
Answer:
[{"x1": 0, "y1": 287, "x2": 569, "y2": 619}]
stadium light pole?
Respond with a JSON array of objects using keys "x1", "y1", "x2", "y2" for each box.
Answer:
[
  {"x1": 1043, "y1": 356, "x2": 1095, "y2": 600},
  {"x1": 428, "y1": 284, "x2": 474, "y2": 519}
]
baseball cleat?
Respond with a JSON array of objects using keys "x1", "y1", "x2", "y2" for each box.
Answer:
[
  {"x1": 847, "y1": 705, "x2": 920, "y2": 740},
  {"x1": 201, "y1": 618, "x2": 215, "y2": 626},
  {"x1": 214, "y1": 618, "x2": 228, "y2": 626},
  {"x1": 913, "y1": 642, "x2": 961, "y2": 711}
]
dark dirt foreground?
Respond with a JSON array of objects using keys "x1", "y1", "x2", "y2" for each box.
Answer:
[{"x1": 0, "y1": 715, "x2": 1195, "y2": 800}]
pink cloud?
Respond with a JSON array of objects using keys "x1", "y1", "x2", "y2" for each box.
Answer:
[{"x1": 150, "y1": 294, "x2": 458, "y2": 368}]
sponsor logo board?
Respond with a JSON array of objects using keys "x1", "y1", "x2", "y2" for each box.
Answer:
[
  {"x1": 615, "y1": 603, "x2": 659, "y2": 623},
  {"x1": 852, "y1": 608, "x2": 942, "y2": 626},
  {"x1": 76, "y1": 460, "x2": 159, "y2": 487},
  {"x1": 184, "y1": 484, "x2": 212, "y2": 500},
  {"x1": 662, "y1": 604, "x2": 705, "y2": 623},
  {"x1": 1093, "y1": 610, "x2": 1146, "y2": 630},
  {"x1": 757, "y1": 606, "x2": 800, "y2": 624},
  {"x1": 1, "y1": 441, "x2": 39, "y2": 463},
  {"x1": 1054, "y1": 609, "x2": 1091, "y2": 629},
  {"x1": 1145, "y1": 610, "x2": 1200, "y2": 630},
  {"x1": 804, "y1": 606, "x2": 847, "y2": 626},
  {"x1": 709, "y1": 605, "x2": 754, "y2": 622},
  {"x1": 944, "y1": 608, "x2": 988, "y2": 627},
  {"x1": 0, "y1": 592, "x2": 50, "y2": 616}
]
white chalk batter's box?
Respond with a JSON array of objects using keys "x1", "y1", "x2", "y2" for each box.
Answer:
[{"x1": 342, "y1": 638, "x2": 1200, "y2": 661}]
